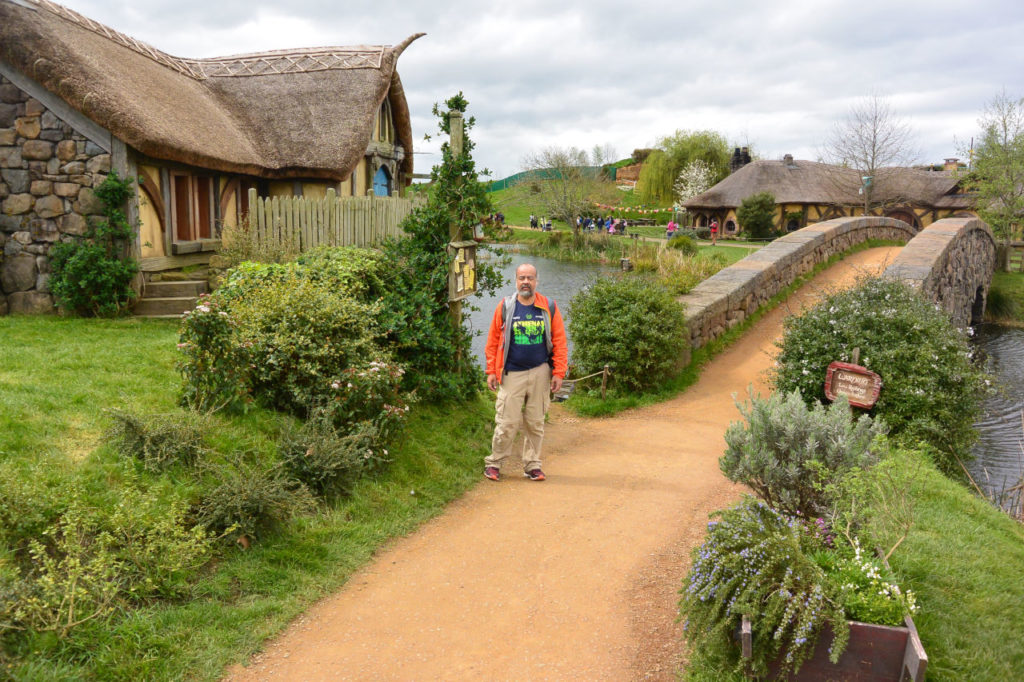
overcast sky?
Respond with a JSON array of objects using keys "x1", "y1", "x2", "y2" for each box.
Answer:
[{"x1": 53, "y1": 0, "x2": 1024, "y2": 179}]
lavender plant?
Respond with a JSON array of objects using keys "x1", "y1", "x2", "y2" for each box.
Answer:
[{"x1": 680, "y1": 497, "x2": 849, "y2": 676}]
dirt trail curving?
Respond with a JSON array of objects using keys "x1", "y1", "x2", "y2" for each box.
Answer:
[{"x1": 224, "y1": 247, "x2": 900, "y2": 681}]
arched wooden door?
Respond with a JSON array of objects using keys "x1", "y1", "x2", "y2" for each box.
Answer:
[{"x1": 372, "y1": 166, "x2": 391, "y2": 197}]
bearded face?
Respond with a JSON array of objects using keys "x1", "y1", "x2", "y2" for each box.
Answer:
[{"x1": 516, "y1": 267, "x2": 537, "y2": 298}]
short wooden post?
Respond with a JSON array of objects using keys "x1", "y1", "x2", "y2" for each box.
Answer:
[
  {"x1": 741, "y1": 614, "x2": 752, "y2": 660},
  {"x1": 601, "y1": 364, "x2": 609, "y2": 399}
]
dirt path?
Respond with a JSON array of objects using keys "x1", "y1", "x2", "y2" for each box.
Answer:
[{"x1": 224, "y1": 247, "x2": 900, "y2": 681}]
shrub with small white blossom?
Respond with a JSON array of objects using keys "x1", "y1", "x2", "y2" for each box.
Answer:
[{"x1": 772, "y1": 277, "x2": 989, "y2": 477}]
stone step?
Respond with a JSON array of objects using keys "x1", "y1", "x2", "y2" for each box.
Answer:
[
  {"x1": 142, "y1": 279, "x2": 208, "y2": 298},
  {"x1": 133, "y1": 296, "x2": 197, "y2": 317}
]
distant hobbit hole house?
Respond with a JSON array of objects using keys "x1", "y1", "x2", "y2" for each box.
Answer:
[
  {"x1": 682, "y1": 155, "x2": 975, "y2": 238},
  {"x1": 0, "y1": 0, "x2": 422, "y2": 312}
]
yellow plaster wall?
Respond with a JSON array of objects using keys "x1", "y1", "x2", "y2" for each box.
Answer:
[
  {"x1": 301, "y1": 183, "x2": 327, "y2": 200},
  {"x1": 354, "y1": 158, "x2": 368, "y2": 196},
  {"x1": 268, "y1": 182, "x2": 293, "y2": 197}
]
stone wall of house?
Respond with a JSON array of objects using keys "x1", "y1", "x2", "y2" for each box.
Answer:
[
  {"x1": 0, "y1": 74, "x2": 111, "y2": 315},
  {"x1": 882, "y1": 217, "x2": 997, "y2": 328},
  {"x1": 678, "y1": 217, "x2": 918, "y2": 360}
]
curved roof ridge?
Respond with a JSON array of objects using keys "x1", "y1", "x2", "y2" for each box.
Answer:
[
  {"x1": 28, "y1": 0, "x2": 417, "y2": 80},
  {"x1": 30, "y1": 0, "x2": 205, "y2": 78}
]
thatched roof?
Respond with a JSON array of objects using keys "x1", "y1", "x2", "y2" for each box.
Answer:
[
  {"x1": 0, "y1": 0, "x2": 422, "y2": 181},
  {"x1": 682, "y1": 157, "x2": 971, "y2": 211}
]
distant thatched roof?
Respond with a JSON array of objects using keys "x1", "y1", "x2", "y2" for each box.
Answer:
[
  {"x1": 0, "y1": 0, "x2": 422, "y2": 181},
  {"x1": 682, "y1": 158, "x2": 971, "y2": 211}
]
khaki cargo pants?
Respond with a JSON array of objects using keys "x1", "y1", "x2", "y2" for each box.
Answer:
[{"x1": 485, "y1": 363, "x2": 551, "y2": 473}]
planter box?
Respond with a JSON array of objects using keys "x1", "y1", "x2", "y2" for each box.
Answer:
[{"x1": 741, "y1": 614, "x2": 927, "y2": 681}]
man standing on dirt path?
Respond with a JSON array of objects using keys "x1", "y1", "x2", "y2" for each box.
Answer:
[{"x1": 484, "y1": 263, "x2": 567, "y2": 482}]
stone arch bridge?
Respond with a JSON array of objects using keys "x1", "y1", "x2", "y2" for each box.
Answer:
[{"x1": 679, "y1": 216, "x2": 998, "y2": 363}]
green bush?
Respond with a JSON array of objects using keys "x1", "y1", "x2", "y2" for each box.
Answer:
[
  {"x1": 177, "y1": 293, "x2": 251, "y2": 412},
  {"x1": 279, "y1": 416, "x2": 383, "y2": 499},
  {"x1": 5, "y1": 501, "x2": 122, "y2": 637},
  {"x1": 222, "y1": 273, "x2": 388, "y2": 415},
  {"x1": 772, "y1": 277, "x2": 989, "y2": 476},
  {"x1": 101, "y1": 487, "x2": 217, "y2": 600},
  {"x1": 666, "y1": 234, "x2": 698, "y2": 255},
  {"x1": 736, "y1": 191, "x2": 777, "y2": 239},
  {"x1": 105, "y1": 408, "x2": 206, "y2": 471},
  {"x1": 720, "y1": 390, "x2": 885, "y2": 517},
  {"x1": 569, "y1": 277, "x2": 688, "y2": 392},
  {"x1": 49, "y1": 171, "x2": 139, "y2": 317},
  {"x1": 196, "y1": 457, "x2": 314, "y2": 541}
]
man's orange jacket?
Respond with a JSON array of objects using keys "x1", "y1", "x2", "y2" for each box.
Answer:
[{"x1": 484, "y1": 292, "x2": 567, "y2": 385}]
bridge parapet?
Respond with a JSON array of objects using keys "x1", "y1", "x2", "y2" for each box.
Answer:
[
  {"x1": 882, "y1": 217, "x2": 997, "y2": 328},
  {"x1": 680, "y1": 217, "x2": 916, "y2": 356}
]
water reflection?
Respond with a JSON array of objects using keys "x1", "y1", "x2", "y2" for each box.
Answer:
[
  {"x1": 971, "y1": 324, "x2": 1024, "y2": 501},
  {"x1": 464, "y1": 247, "x2": 617, "y2": 368}
]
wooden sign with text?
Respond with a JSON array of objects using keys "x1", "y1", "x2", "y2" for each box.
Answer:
[
  {"x1": 447, "y1": 240, "x2": 477, "y2": 302},
  {"x1": 824, "y1": 362, "x2": 882, "y2": 409}
]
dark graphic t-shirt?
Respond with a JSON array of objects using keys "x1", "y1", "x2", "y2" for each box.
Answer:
[{"x1": 504, "y1": 300, "x2": 549, "y2": 372}]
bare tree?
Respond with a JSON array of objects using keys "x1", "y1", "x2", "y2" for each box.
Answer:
[
  {"x1": 821, "y1": 95, "x2": 920, "y2": 215},
  {"x1": 590, "y1": 143, "x2": 618, "y2": 168},
  {"x1": 515, "y1": 146, "x2": 600, "y2": 235}
]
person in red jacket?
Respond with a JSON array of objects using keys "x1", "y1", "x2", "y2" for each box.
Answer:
[{"x1": 483, "y1": 263, "x2": 567, "y2": 482}]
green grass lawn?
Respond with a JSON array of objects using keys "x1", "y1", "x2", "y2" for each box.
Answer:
[
  {"x1": 0, "y1": 316, "x2": 496, "y2": 680},
  {"x1": 889, "y1": 453, "x2": 1024, "y2": 680},
  {"x1": 986, "y1": 271, "x2": 1024, "y2": 324}
]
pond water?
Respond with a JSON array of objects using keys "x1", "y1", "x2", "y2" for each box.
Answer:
[
  {"x1": 464, "y1": 247, "x2": 615, "y2": 368},
  {"x1": 970, "y1": 324, "x2": 1024, "y2": 501},
  {"x1": 463, "y1": 249, "x2": 1024, "y2": 503}
]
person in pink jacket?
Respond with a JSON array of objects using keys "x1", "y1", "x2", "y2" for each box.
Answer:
[{"x1": 483, "y1": 263, "x2": 567, "y2": 482}]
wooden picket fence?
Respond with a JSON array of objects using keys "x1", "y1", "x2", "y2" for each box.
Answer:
[{"x1": 246, "y1": 188, "x2": 423, "y2": 252}]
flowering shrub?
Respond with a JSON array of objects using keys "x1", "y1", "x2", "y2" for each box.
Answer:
[
  {"x1": 319, "y1": 360, "x2": 410, "y2": 438},
  {"x1": 680, "y1": 497, "x2": 918, "y2": 677},
  {"x1": 720, "y1": 390, "x2": 885, "y2": 517},
  {"x1": 681, "y1": 497, "x2": 848, "y2": 676},
  {"x1": 812, "y1": 537, "x2": 918, "y2": 626},
  {"x1": 773, "y1": 277, "x2": 989, "y2": 476},
  {"x1": 177, "y1": 294, "x2": 250, "y2": 412}
]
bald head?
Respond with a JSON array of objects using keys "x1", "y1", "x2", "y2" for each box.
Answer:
[{"x1": 515, "y1": 263, "x2": 538, "y2": 303}]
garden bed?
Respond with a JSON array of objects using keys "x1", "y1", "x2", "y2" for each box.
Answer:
[{"x1": 742, "y1": 614, "x2": 927, "y2": 681}]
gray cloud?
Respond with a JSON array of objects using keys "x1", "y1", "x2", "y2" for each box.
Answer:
[{"x1": 56, "y1": 0, "x2": 1024, "y2": 178}]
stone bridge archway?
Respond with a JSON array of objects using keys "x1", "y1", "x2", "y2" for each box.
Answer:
[
  {"x1": 679, "y1": 216, "x2": 996, "y2": 363},
  {"x1": 882, "y1": 217, "x2": 997, "y2": 328}
]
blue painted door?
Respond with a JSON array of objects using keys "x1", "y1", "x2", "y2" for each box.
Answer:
[{"x1": 372, "y1": 166, "x2": 390, "y2": 197}]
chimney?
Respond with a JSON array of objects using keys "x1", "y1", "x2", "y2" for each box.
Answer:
[
  {"x1": 730, "y1": 147, "x2": 743, "y2": 173},
  {"x1": 783, "y1": 154, "x2": 796, "y2": 169},
  {"x1": 943, "y1": 157, "x2": 959, "y2": 171}
]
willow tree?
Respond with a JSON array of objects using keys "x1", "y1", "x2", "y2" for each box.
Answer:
[{"x1": 637, "y1": 130, "x2": 731, "y2": 204}]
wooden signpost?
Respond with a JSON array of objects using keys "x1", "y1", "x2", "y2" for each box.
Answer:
[
  {"x1": 824, "y1": 361, "x2": 882, "y2": 409},
  {"x1": 447, "y1": 240, "x2": 477, "y2": 302}
]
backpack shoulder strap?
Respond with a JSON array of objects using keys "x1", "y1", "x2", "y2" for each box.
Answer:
[{"x1": 502, "y1": 295, "x2": 516, "y2": 325}]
